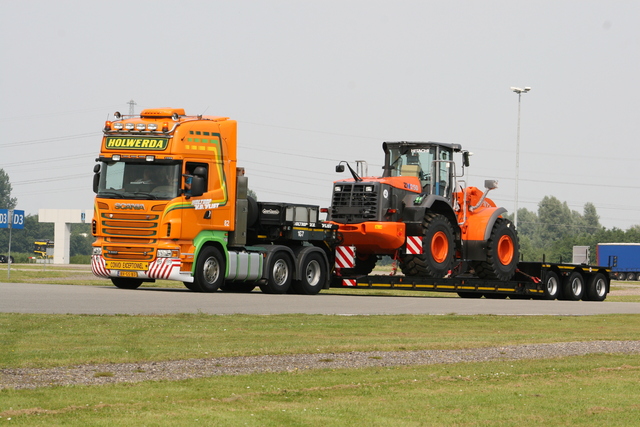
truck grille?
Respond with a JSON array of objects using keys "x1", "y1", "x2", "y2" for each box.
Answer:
[
  {"x1": 331, "y1": 183, "x2": 380, "y2": 223},
  {"x1": 99, "y1": 213, "x2": 159, "y2": 260}
]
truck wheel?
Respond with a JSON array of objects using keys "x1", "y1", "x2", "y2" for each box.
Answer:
[
  {"x1": 472, "y1": 218, "x2": 519, "y2": 281},
  {"x1": 561, "y1": 271, "x2": 585, "y2": 301},
  {"x1": 292, "y1": 252, "x2": 327, "y2": 295},
  {"x1": 194, "y1": 246, "x2": 225, "y2": 293},
  {"x1": 585, "y1": 273, "x2": 607, "y2": 301},
  {"x1": 111, "y1": 278, "x2": 143, "y2": 289},
  {"x1": 183, "y1": 281, "x2": 199, "y2": 291},
  {"x1": 259, "y1": 252, "x2": 292, "y2": 294},
  {"x1": 542, "y1": 271, "x2": 561, "y2": 300},
  {"x1": 627, "y1": 272, "x2": 636, "y2": 281},
  {"x1": 617, "y1": 272, "x2": 626, "y2": 281},
  {"x1": 401, "y1": 213, "x2": 455, "y2": 278}
]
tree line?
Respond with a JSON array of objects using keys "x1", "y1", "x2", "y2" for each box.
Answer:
[{"x1": 505, "y1": 196, "x2": 640, "y2": 265}]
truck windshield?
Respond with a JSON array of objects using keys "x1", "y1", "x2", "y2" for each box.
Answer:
[
  {"x1": 387, "y1": 145, "x2": 455, "y2": 197},
  {"x1": 388, "y1": 146, "x2": 436, "y2": 189},
  {"x1": 97, "y1": 162, "x2": 182, "y2": 200}
]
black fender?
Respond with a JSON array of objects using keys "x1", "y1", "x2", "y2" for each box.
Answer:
[{"x1": 402, "y1": 194, "x2": 459, "y2": 237}]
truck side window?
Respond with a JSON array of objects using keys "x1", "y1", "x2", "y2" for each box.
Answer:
[{"x1": 185, "y1": 162, "x2": 208, "y2": 193}]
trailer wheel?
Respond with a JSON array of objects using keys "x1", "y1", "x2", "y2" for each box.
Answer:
[
  {"x1": 542, "y1": 271, "x2": 561, "y2": 300},
  {"x1": 194, "y1": 246, "x2": 225, "y2": 293},
  {"x1": 561, "y1": 271, "x2": 585, "y2": 301},
  {"x1": 259, "y1": 252, "x2": 292, "y2": 294},
  {"x1": 627, "y1": 272, "x2": 636, "y2": 281},
  {"x1": 292, "y1": 252, "x2": 327, "y2": 295},
  {"x1": 111, "y1": 278, "x2": 143, "y2": 290},
  {"x1": 401, "y1": 213, "x2": 455, "y2": 278},
  {"x1": 617, "y1": 272, "x2": 626, "y2": 281},
  {"x1": 585, "y1": 273, "x2": 607, "y2": 301},
  {"x1": 472, "y1": 218, "x2": 519, "y2": 281}
]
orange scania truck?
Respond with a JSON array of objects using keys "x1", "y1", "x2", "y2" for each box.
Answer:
[{"x1": 91, "y1": 108, "x2": 336, "y2": 294}]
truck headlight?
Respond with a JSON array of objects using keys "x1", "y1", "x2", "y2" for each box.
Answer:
[
  {"x1": 92, "y1": 247, "x2": 102, "y2": 255},
  {"x1": 157, "y1": 249, "x2": 173, "y2": 258}
]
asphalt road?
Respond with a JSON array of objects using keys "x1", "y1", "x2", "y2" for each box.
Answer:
[{"x1": 2, "y1": 282, "x2": 640, "y2": 315}]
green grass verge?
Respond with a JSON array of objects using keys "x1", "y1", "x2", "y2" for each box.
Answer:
[
  {"x1": 1, "y1": 353, "x2": 639, "y2": 425},
  {"x1": 2, "y1": 313, "x2": 640, "y2": 369}
]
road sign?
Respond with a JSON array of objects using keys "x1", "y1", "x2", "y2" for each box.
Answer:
[
  {"x1": 11, "y1": 210, "x2": 25, "y2": 229},
  {"x1": 0, "y1": 209, "x2": 25, "y2": 229},
  {"x1": 0, "y1": 209, "x2": 8, "y2": 228}
]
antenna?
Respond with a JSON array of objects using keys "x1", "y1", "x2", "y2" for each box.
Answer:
[{"x1": 127, "y1": 99, "x2": 137, "y2": 116}]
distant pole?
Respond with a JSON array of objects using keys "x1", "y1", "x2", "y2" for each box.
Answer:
[
  {"x1": 128, "y1": 99, "x2": 137, "y2": 116},
  {"x1": 510, "y1": 86, "x2": 531, "y2": 229}
]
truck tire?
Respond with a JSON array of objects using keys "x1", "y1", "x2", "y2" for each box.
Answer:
[
  {"x1": 194, "y1": 246, "x2": 225, "y2": 293},
  {"x1": 259, "y1": 252, "x2": 293, "y2": 294},
  {"x1": 111, "y1": 278, "x2": 143, "y2": 289},
  {"x1": 183, "y1": 281, "x2": 199, "y2": 291},
  {"x1": 472, "y1": 218, "x2": 519, "y2": 281},
  {"x1": 292, "y1": 252, "x2": 327, "y2": 295},
  {"x1": 626, "y1": 272, "x2": 636, "y2": 281},
  {"x1": 401, "y1": 213, "x2": 455, "y2": 278},
  {"x1": 541, "y1": 271, "x2": 561, "y2": 300},
  {"x1": 617, "y1": 272, "x2": 626, "y2": 281},
  {"x1": 561, "y1": 271, "x2": 585, "y2": 301},
  {"x1": 584, "y1": 273, "x2": 607, "y2": 301}
]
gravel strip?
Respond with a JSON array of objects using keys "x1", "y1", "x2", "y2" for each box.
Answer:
[{"x1": 2, "y1": 340, "x2": 639, "y2": 390}]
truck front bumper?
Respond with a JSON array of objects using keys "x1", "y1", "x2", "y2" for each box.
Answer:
[
  {"x1": 332, "y1": 221, "x2": 406, "y2": 254},
  {"x1": 91, "y1": 255, "x2": 194, "y2": 283}
]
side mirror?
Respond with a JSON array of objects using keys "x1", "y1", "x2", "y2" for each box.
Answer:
[
  {"x1": 462, "y1": 151, "x2": 470, "y2": 167},
  {"x1": 190, "y1": 176, "x2": 205, "y2": 197},
  {"x1": 92, "y1": 173, "x2": 100, "y2": 194},
  {"x1": 484, "y1": 179, "x2": 498, "y2": 190},
  {"x1": 335, "y1": 164, "x2": 345, "y2": 173}
]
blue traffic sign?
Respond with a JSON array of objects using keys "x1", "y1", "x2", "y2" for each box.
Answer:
[
  {"x1": 0, "y1": 209, "x2": 8, "y2": 229},
  {"x1": 12, "y1": 210, "x2": 25, "y2": 229},
  {"x1": 0, "y1": 209, "x2": 24, "y2": 229}
]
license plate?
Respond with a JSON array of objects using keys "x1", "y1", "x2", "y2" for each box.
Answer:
[
  {"x1": 105, "y1": 261, "x2": 148, "y2": 271},
  {"x1": 119, "y1": 271, "x2": 139, "y2": 278}
]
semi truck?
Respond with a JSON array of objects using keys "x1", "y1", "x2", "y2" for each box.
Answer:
[
  {"x1": 91, "y1": 108, "x2": 336, "y2": 294},
  {"x1": 90, "y1": 108, "x2": 610, "y2": 301},
  {"x1": 597, "y1": 243, "x2": 640, "y2": 281}
]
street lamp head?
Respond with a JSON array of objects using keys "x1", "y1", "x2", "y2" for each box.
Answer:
[{"x1": 510, "y1": 86, "x2": 531, "y2": 94}]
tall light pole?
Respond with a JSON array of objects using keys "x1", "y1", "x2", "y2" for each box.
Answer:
[{"x1": 510, "y1": 86, "x2": 531, "y2": 229}]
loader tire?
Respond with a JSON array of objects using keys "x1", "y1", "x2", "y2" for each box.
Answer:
[
  {"x1": 472, "y1": 218, "x2": 519, "y2": 281},
  {"x1": 400, "y1": 213, "x2": 455, "y2": 278}
]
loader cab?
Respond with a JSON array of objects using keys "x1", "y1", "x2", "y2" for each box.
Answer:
[{"x1": 382, "y1": 141, "x2": 461, "y2": 200}]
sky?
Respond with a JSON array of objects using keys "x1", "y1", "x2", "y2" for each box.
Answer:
[{"x1": 1, "y1": 0, "x2": 639, "y2": 230}]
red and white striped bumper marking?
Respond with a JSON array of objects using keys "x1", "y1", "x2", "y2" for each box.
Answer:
[
  {"x1": 342, "y1": 279, "x2": 357, "y2": 287},
  {"x1": 406, "y1": 236, "x2": 423, "y2": 255},
  {"x1": 148, "y1": 258, "x2": 181, "y2": 280},
  {"x1": 91, "y1": 255, "x2": 110, "y2": 278},
  {"x1": 335, "y1": 246, "x2": 356, "y2": 269}
]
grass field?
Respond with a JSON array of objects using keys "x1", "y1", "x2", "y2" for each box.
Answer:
[{"x1": 1, "y1": 265, "x2": 640, "y2": 425}]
